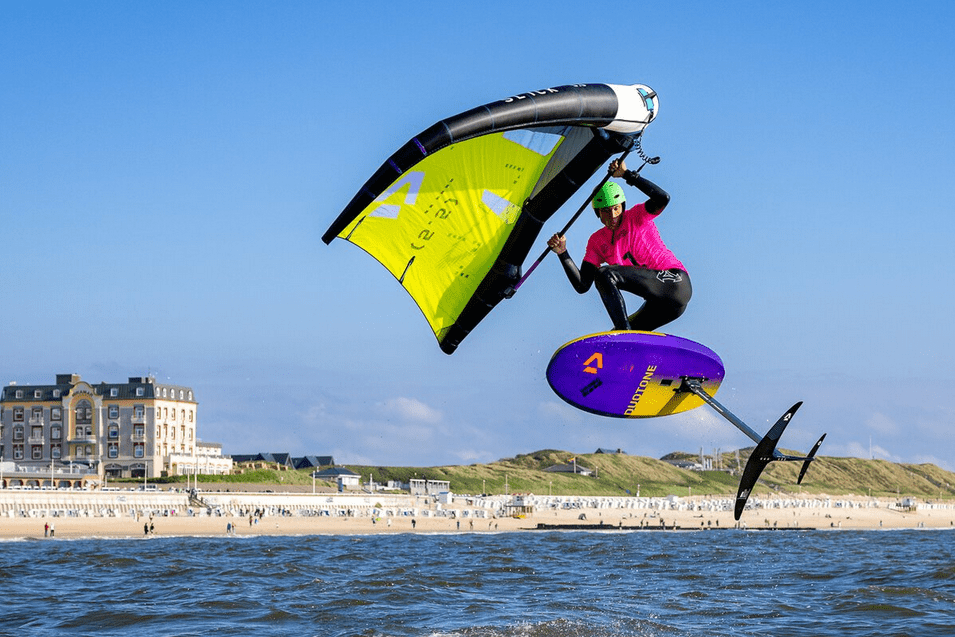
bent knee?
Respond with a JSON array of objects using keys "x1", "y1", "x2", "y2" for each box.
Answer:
[{"x1": 595, "y1": 266, "x2": 624, "y2": 290}]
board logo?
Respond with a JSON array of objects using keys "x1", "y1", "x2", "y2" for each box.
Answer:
[
  {"x1": 583, "y1": 353, "x2": 603, "y2": 374},
  {"x1": 623, "y1": 364, "x2": 658, "y2": 415}
]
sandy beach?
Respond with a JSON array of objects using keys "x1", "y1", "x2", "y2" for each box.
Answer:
[{"x1": 3, "y1": 491, "x2": 954, "y2": 540}]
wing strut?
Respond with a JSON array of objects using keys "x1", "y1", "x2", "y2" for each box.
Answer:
[{"x1": 679, "y1": 378, "x2": 827, "y2": 520}]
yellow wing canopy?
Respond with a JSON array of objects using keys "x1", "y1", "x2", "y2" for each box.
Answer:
[{"x1": 323, "y1": 83, "x2": 659, "y2": 354}]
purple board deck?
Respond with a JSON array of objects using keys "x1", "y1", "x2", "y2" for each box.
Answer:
[{"x1": 546, "y1": 331, "x2": 725, "y2": 418}]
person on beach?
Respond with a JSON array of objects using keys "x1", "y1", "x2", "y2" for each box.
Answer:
[{"x1": 547, "y1": 158, "x2": 691, "y2": 332}]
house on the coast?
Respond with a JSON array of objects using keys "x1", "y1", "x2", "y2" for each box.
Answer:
[
  {"x1": 664, "y1": 458, "x2": 705, "y2": 471},
  {"x1": 294, "y1": 455, "x2": 333, "y2": 469},
  {"x1": 544, "y1": 461, "x2": 593, "y2": 476},
  {"x1": 0, "y1": 373, "x2": 225, "y2": 485},
  {"x1": 409, "y1": 478, "x2": 451, "y2": 496},
  {"x1": 230, "y1": 452, "x2": 335, "y2": 471},
  {"x1": 312, "y1": 466, "x2": 361, "y2": 491},
  {"x1": 168, "y1": 442, "x2": 233, "y2": 476}
]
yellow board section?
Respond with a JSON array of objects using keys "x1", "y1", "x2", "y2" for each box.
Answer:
[
  {"x1": 622, "y1": 381, "x2": 715, "y2": 418},
  {"x1": 336, "y1": 131, "x2": 565, "y2": 341}
]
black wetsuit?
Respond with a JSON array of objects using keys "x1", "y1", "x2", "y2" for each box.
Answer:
[{"x1": 556, "y1": 171, "x2": 692, "y2": 332}]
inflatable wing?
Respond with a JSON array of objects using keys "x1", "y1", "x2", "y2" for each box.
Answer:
[{"x1": 322, "y1": 83, "x2": 659, "y2": 354}]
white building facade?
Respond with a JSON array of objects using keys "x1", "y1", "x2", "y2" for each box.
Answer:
[
  {"x1": 168, "y1": 441, "x2": 233, "y2": 476},
  {"x1": 0, "y1": 373, "x2": 212, "y2": 481}
]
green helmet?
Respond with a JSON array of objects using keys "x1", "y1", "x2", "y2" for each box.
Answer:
[{"x1": 593, "y1": 181, "x2": 625, "y2": 211}]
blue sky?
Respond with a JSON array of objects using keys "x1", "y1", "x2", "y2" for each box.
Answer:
[{"x1": 3, "y1": 2, "x2": 953, "y2": 470}]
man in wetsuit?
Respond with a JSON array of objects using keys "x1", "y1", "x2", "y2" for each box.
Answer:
[{"x1": 547, "y1": 158, "x2": 691, "y2": 332}]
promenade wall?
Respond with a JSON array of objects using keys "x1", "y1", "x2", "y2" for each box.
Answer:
[{"x1": 3, "y1": 489, "x2": 951, "y2": 522}]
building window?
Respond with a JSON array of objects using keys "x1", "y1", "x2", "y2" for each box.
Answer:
[
  {"x1": 108, "y1": 425, "x2": 119, "y2": 439},
  {"x1": 136, "y1": 387, "x2": 144, "y2": 397},
  {"x1": 110, "y1": 388, "x2": 119, "y2": 397},
  {"x1": 76, "y1": 446, "x2": 85, "y2": 458},
  {"x1": 134, "y1": 405, "x2": 144, "y2": 418},
  {"x1": 51, "y1": 445, "x2": 61, "y2": 459},
  {"x1": 13, "y1": 426, "x2": 24, "y2": 441},
  {"x1": 32, "y1": 407, "x2": 43, "y2": 420},
  {"x1": 53, "y1": 389, "x2": 61, "y2": 398},
  {"x1": 51, "y1": 426, "x2": 61, "y2": 440},
  {"x1": 134, "y1": 444, "x2": 144, "y2": 458},
  {"x1": 13, "y1": 407, "x2": 24, "y2": 422},
  {"x1": 34, "y1": 390, "x2": 42, "y2": 398},
  {"x1": 15, "y1": 390, "x2": 23, "y2": 399},
  {"x1": 108, "y1": 405, "x2": 119, "y2": 419},
  {"x1": 134, "y1": 425, "x2": 144, "y2": 438},
  {"x1": 108, "y1": 443, "x2": 118, "y2": 459},
  {"x1": 13, "y1": 445, "x2": 23, "y2": 460},
  {"x1": 32, "y1": 446, "x2": 42, "y2": 460},
  {"x1": 76, "y1": 400, "x2": 92, "y2": 424},
  {"x1": 31, "y1": 426, "x2": 43, "y2": 440},
  {"x1": 51, "y1": 407, "x2": 61, "y2": 420}
]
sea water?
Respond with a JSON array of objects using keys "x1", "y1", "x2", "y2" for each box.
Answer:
[{"x1": 1, "y1": 530, "x2": 953, "y2": 636}]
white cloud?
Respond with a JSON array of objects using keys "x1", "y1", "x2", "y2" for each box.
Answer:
[
  {"x1": 451, "y1": 448, "x2": 497, "y2": 464},
  {"x1": 838, "y1": 439, "x2": 899, "y2": 462},
  {"x1": 865, "y1": 412, "x2": 899, "y2": 435},
  {"x1": 537, "y1": 400, "x2": 583, "y2": 424},
  {"x1": 379, "y1": 397, "x2": 443, "y2": 424},
  {"x1": 910, "y1": 454, "x2": 954, "y2": 472}
]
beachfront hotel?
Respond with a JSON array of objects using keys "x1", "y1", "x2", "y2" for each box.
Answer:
[{"x1": 0, "y1": 373, "x2": 227, "y2": 487}]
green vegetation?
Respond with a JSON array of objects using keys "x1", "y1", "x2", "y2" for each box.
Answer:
[
  {"x1": 120, "y1": 450, "x2": 955, "y2": 500},
  {"x1": 346, "y1": 450, "x2": 955, "y2": 499},
  {"x1": 116, "y1": 468, "x2": 317, "y2": 487}
]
